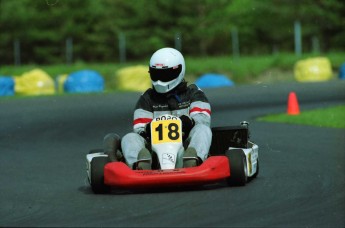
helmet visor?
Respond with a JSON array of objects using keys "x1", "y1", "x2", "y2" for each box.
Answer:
[{"x1": 149, "y1": 64, "x2": 182, "y2": 82}]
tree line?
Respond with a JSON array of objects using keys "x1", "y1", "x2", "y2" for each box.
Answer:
[{"x1": 0, "y1": 0, "x2": 344, "y2": 65}]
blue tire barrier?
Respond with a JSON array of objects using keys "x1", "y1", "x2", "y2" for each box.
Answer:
[
  {"x1": 195, "y1": 73, "x2": 234, "y2": 88},
  {"x1": 64, "y1": 70, "x2": 104, "y2": 93},
  {"x1": 0, "y1": 76, "x2": 15, "y2": 96}
]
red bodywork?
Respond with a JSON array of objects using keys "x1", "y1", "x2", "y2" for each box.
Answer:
[{"x1": 104, "y1": 156, "x2": 230, "y2": 188}]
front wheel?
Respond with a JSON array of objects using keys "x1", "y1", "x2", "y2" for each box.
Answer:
[
  {"x1": 225, "y1": 149, "x2": 247, "y2": 186},
  {"x1": 90, "y1": 156, "x2": 111, "y2": 194}
]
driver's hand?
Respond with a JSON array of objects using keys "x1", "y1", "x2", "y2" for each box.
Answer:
[
  {"x1": 145, "y1": 122, "x2": 151, "y2": 137},
  {"x1": 179, "y1": 115, "x2": 195, "y2": 140},
  {"x1": 139, "y1": 122, "x2": 151, "y2": 141}
]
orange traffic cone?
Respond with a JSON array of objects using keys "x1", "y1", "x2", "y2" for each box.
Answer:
[{"x1": 287, "y1": 92, "x2": 300, "y2": 115}]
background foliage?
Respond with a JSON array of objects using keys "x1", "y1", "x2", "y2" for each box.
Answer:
[{"x1": 0, "y1": 0, "x2": 344, "y2": 64}]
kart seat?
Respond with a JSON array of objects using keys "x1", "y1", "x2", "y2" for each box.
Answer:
[{"x1": 209, "y1": 126, "x2": 249, "y2": 155}]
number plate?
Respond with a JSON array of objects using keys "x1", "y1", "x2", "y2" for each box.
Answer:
[{"x1": 151, "y1": 119, "x2": 182, "y2": 144}]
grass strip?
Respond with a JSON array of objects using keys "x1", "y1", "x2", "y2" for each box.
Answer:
[{"x1": 257, "y1": 105, "x2": 345, "y2": 129}]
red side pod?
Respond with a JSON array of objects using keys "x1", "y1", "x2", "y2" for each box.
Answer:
[{"x1": 104, "y1": 156, "x2": 230, "y2": 188}]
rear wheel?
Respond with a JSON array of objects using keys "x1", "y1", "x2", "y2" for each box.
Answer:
[
  {"x1": 253, "y1": 159, "x2": 259, "y2": 178},
  {"x1": 225, "y1": 149, "x2": 247, "y2": 186},
  {"x1": 90, "y1": 156, "x2": 111, "y2": 194}
]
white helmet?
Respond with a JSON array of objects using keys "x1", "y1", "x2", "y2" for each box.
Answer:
[{"x1": 149, "y1": 47, "x2": 185, "y2": 93}]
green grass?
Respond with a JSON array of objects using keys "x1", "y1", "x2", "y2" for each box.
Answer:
[
  {"x1": 257, "y1": 105, "x2": 345, "y2": 129},
  {"x1": 185, "y1": 52, "x2": 344, "y2": 83},
  {"x1": 1, "y1": 52, "x2": 344, "y2": 91}
]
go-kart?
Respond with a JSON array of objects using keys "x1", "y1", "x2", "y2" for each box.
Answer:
[{"x1": 86, "y1": 114, "x2": 259, "y2": 194}]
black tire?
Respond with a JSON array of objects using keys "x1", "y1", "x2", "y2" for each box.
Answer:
[
  {"x1": 225, "y1": 149, "x2": 247, "y2": 186},
  {"x1": 253, "y1": 159, "x2": 259, "y2": 178},
  {"x1": 90, "y1": 156, "x2": 111, "y2": 194}
]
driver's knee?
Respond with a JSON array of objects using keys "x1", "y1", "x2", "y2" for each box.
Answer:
[{"x1": 190, "y1": 124, "x2": 212, "y2": 138}]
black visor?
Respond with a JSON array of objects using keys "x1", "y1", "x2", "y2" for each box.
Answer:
[{"x1": 149, "y1": 64, "x2": 182, "y2": 82}]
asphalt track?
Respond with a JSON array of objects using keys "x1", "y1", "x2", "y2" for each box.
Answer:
[{"x1": 1, "y1": 81, "x2": 344, "y2": 227}]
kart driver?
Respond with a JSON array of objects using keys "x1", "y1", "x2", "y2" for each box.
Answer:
[{"x1": 112, "y1": 47, "x2": 212, "y2": 170}]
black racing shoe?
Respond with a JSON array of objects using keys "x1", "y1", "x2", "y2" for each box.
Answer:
[
  {"x1": 183, "y1": 147, "x2": 198, "y2": 168},
  {"x1": 103, "y1": 133, "x2": 121, "y2": 162},
  {"x1": 136, "y1": 148, "x2": 152, "y2": 170}
]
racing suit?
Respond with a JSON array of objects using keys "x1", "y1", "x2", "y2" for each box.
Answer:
[{"x1": 121, "y1": 82, "x2": 212, "y2": 167}]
